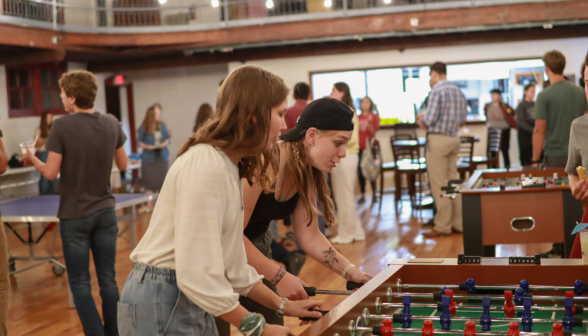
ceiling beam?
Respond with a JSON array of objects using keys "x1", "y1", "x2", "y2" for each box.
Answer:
[
  {"x1": 87, "y1": 23, "x2": 588, "y2": 73},
  {"x1": 65, "y1": 0, "x2": 588, "y2": 48},
  {"x1": 0, "y1": 49, "x2": 66, "y2": 66},
  {"x1": 0, "y1": 24, "x2": 59, "y2": 49}
]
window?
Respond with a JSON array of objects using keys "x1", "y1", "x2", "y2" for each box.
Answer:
[
  {"x1": 6, "y1": 63, "x2": 67, "y2": 118},
  {"x1": 311, "y1": 59, "x2": 545, "y2": 126}
]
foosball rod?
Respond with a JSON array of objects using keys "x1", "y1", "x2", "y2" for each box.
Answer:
[
  {"x1": 391, "y1": 292, "x2": 588, "y2": 302},
  {"x1": 363, "y1": 311, "x2": 582, "y2": 326},
  {"x1": 397, "y1": 283, "x2": 582, "y2": 292},
  {"x1": 350, "y1": 325, "x2": 588, "y2": 336},
  {"x1": 376, "y1": 299, "x2": 578, "y2": 313},
  {"x1": 304, "y1": 287, "x2": 354, "y2": 296}
]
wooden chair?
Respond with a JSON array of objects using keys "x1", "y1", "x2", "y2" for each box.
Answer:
[
  {"x1": 376, "y1": 139, "x2": 396, "y2": 214},
  {"x1": 457, "y1": 136, "x2": 476, "y2": 180},
  {"x1": 460, "y1": 129, "x2": 502, "y2": 170},
  {"x1": 390, "y1": 123, "x2": 418, "y2": 139},
  {"x1": 389, "y1": 135, "x2": 427, "y2": 215}
]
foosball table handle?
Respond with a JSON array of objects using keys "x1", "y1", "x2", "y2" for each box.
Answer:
[
  {"x1": 304, "y1": 287, "x2": 317, "y2": 297},
  {"x1": 346, "y1": 281, "x2": 364, "y2": 290},
  {"x1": 299, "y1": 310, "x2": 330, "y2": 321}
]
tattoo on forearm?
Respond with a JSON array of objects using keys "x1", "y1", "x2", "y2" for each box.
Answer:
[{"x1": 322, "y1": 247, "x2": 339, "y2": 269}]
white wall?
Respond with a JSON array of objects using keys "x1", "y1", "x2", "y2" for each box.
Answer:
[{"x1": 127, "y1": 63, "x2": 228, "y2": 162}]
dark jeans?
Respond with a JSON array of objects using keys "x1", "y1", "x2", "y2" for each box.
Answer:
[
  {"x1": 498, "y1": 128, "x2": 511, "y2": 169},
  {"x1": 518, "y1": 130, "x2": 533, "y2": 167},
  {"x1": 358, "y1": 149, "x2": 367, "y2": 194},
  {"x1": 38, "y1": 150, "x2": 58, "y2": 195},
  {"x1": 61, "y1": 207, "x2": 120, "y2": 336},
  {"x1": 270, "y1": 239, "x2": 290, "y2": 264}
]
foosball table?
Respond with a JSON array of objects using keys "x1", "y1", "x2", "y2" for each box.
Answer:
[
  {"x1": 299, "y1": 257, "x2": 588, "y2": 336},
  {"x1": 455, "y1": 168, "x2": 583, "y2": 257}
]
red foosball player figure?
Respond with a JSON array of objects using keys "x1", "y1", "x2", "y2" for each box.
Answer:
[
  {"x1": 552, "y1": 323, "x2": 564, "y2": 336},
  {"x1": 464, "y1": 321, "x2": 476, "y2": 336},
  {"x1": 444, "y1": 289, "x2": 457, "y2": 316},
  {"x1": 508, "y1": 322, "x2": 520, "y2": 336},
  {"x1": 380, "y1": 318, "x2": 393, "y2": 336},
  {"x1": 504, "y1": 290, "x2": 515, "y2": 318},
  {"x1": 422, "y1": 320, "x2": 434, "y2": 336}
]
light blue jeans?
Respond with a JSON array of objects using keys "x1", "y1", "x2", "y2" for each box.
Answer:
[{"x1": 118, "y1": 264, "x2": 219, "y2": 336}]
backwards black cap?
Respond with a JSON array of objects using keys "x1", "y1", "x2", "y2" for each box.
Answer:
[{"x1": 280, "y1": 98, "x2": 354, "y2": 142}]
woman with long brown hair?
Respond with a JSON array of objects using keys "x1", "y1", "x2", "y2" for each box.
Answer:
[
  {"x1": 118, "y1": 66, "x2": 322, "y2": 336},
  {"x1": 194, "y1": 103, "x2": 213, "y2": 133},
  {"x1": 329, "y1": 82, "x2": 365, "y2": 244},
  {"x1": 35, "y1": 111, "x2": 57, "y2": 195},
  {"x1": 216, "y1": 97, "x2": 372, "y2": 335},
  {"x1": 138, "y1": 105, "x2": 171, "y2": 195}
]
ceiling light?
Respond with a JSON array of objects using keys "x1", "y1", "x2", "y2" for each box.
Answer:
[
  {"x1": 324, "y1": 0, "x2": 332, "y2": 7},
  {"x1": 158, "y1": 0, "x2": 166, "y2": 4},
  {"x1": 211, "y1": 0, "x2": 219, "y2": 7},
  {"x1": 266, "y1": 0, "x2": 274, "y2": 8}
]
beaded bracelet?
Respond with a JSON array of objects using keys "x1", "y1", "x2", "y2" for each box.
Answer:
[
  {"x1": 341, "y1": 264, "x2": 356, "y2": 280},
  {"x1": 239, "y1": 313, "x2": 266, "y2": 336},
  {"x1": 271, "y1": 267, "x2": 287, "y2": 285}
]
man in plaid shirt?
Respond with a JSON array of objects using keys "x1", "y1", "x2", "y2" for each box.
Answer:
[{"x1": 418, "y1": 62, "x2": 468, "y2": 238}]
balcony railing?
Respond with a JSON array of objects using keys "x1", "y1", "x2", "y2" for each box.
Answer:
[{"x1": 0, "y1": 0, "x2": 572, "y2": 33}]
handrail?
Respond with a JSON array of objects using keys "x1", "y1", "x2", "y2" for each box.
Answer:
[{"x1": 0, "y1": 0, "x2": 573, "y2": 34}]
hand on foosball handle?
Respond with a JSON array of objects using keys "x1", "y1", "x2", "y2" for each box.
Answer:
[
  {"x1": 283, "y1": 299, "x2": 323, "y2": 320},
  {"x1": 277, "y1": 272, "x2": 310, "y2": 300},
  {"x1": 345, "y1": 268, "x2": 373, "y2": 284}
]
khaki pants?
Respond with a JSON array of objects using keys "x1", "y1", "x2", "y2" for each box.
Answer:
[
  {"x1": 426, "y1": 134, "x2": 463, "y2": 234},
  {"x1": 0, "y1": 223, "x2": 8, "y2": 336},
  {"x1": 331, "y1": 153, "x2": 365, "y2": 240}
]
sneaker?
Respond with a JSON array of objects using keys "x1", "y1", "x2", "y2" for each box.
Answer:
[
  {"x1": 422, "y1": 229, "x2": 449, "y2": 238},
  {"x1": 422, "y1": 219, "x2": 435, "y2": 227},
  {"x1": 351, "y1": 227, "x2": 366, "y2": 242},
  {"x1": 330, "y1": 235, "x2": 354, "y2": 244},
  {"x1": 358, "y1": 196, "x2": 366, "y2": 204},
  {"x1": 286, "y1": 251, "x2": 306, "y2": 276}
]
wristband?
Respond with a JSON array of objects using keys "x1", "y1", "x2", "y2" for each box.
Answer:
[
  {"x1": 270, "y1": 267, "x2": 287, "y2": 286},
  {"x1": 239, "y1": 312, "x2": 266, "y2": 336},
  {"x1": 342, "y1": 264, "x2": 356, "y2": 280},
  {"x1": 276, "y1": 297, "x2": 288, "y2": 318}
]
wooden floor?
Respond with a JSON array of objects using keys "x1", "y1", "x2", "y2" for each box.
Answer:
[{"x1": 6, "y1": 196, "x2": 552, "y2": 336}]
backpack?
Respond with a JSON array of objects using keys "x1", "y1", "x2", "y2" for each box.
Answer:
[{"x1": 360, "y1": 139, "x2": 381, "y2": 182}]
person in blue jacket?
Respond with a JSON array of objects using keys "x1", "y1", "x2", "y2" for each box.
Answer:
[{"x1": 138, "y1": 104, "x2": 171, "y2": 196}]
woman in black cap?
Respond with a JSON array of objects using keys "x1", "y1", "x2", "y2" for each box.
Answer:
[{"x1": 216, "y1": 97, "x2": 372, "y2": 335}]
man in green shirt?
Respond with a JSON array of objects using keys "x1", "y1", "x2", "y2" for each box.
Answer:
[
  {"x1": 532, "y1": 50, "x2": 588, "y2": 258},
  {"x1": 532, "y1": 50, "x2": 588, "y2": 168}
]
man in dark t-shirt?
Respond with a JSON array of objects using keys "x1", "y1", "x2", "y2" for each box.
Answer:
[{"x1": 23, "y1": 70, "x2": 128, "y2": 336}]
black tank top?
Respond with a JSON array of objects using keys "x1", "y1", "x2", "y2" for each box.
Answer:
[{"x1": 244, "y1": 191, "x2": 300, "y2": 240}]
